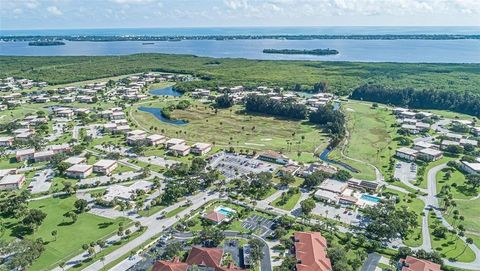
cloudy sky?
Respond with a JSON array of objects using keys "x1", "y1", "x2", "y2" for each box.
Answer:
[{"x1": 1, "y1": 0, "x2": 479, "y2": 30}]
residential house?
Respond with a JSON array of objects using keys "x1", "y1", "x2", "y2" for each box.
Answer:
[
  {"x1": 417, "y1": 148, "x2": 443, "y2": 162},
  {"x1": 93, "y1": 159, "x2": 118, "y2": 175},
  {"x1": 146, "y1": 134, "x2": 166, "y2": 146},
  {"x1": 65, "y1": 164, "x2": 93, "y2": 179},
  {"x1": 191, "y1": 143, "x2": 213, "y2": 155},
  {"x1": 398, "y1": 256, "x2": 442, "y2": 271},
  {"x1": 169, "y1": 144, "x2": 191, "y2": 156},
  {"x1": 0, "y1": 136, "x2": 14, "y2": 146},
  {"x1": 0, "y1": 174, "x2": 25, "y2": 190},
  {"x1": 395, "y1": 147, "x2": 418, "y2": 161},
  {"x1": 151, "y1": 257, "x2": 188, "y2": 271},
  {"x1": 16, "y1": 148, "x2": 35, "y2": 161},
  {"x1": 460, "y1": 160, "x2": 480, "y2": 175},
  {"x1": 33, "y1": 150, "x2": 55, "y2": 163},
  {"x1": 440, "y1": 140, "x2": 460, "y2": 150},
  {"x1": 63, "y1": 157, "x2": 86, "y2": 165},
  {"x1": 166, "y1": 138, "x2": 186, "y2": 148},
  {"x1": 293, "y1": 232, "x2": 332, "y2": 271}
]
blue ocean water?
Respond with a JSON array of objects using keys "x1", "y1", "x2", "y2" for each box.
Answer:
[{"x1": 1, "y1": 27, "x2": 479, "y2": 63}]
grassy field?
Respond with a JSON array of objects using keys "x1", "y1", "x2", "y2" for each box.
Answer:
[
  {"x1": 436, "y1": 168, "x2": 478, "y2": 200},
  {"x1": 1, "y1": 54, "x2": 480, "y2": 96},
  {"x1": 271, "y1": 191, "x2": 301, "y2": 211},
  {"x1": 0, "y1": 195, "x2": 129, "y2": 271},
  {"x1": 382, "y1": 188, "x2": 424, "y2": 247},
  {"x1": 129, "y1": 100, "x2": 329, "y2": 162},
  {"x1": 444, "y1": 197, "x2": 480, "y2": 234},
  {"x1": 428, "y1": 211, "x2": 476, "y2": 263},
  {"x1": 329, "y1": 101, "x2": 398, "y2": 180}
]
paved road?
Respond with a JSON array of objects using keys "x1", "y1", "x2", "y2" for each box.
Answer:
[
  {"x1": 361, "y1": 253, "x2": 381, "y2": 271},
  {"x1": 62, "y1": 191, "x2": 220, "y2": 271},
  {"x1": 425, "y1": 163, "x2": 480, "y2": 270}
]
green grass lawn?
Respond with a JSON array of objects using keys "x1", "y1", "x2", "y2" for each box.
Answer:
[
  {"x1": 257, "y1": 187, "x2": 278, "y2": 200},
  {"x1": 271, "y1": 191, "x2": 301, "y2": 211},
  {"x1": 138, "y1": 204, "x2": 166, "y2": 217},
  {"x1": 0, "y1": 155, "x2": 24, "y2": 170},
  {"x1": 436, "y1": 168, "x2": 478, "y2": 200},
  {"x1": 428, "y1": 211, "x2": 476, "y2": 263},
  {"x1": 329, "y1": 101, "x2": 398, "y2": 180},
  {"x1": 444, "y1": 197, "x2": 480, "y2": 234},
  {"x1": 382, "y1": 188, "x2": 424, "y2": 247},
  {"x1": 0, "y1": 195, "x2": 130, "y2": 271},
  {"x1": 129, "y1": 100, "x2": 329, "y2": 163},
  {"x1": 165, "y1": 205, "x2": 189, "y2": 218}
]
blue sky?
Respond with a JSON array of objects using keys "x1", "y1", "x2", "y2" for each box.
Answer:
[{"x1": 1, "y1": 0, "x2": 479, "y2": 30}]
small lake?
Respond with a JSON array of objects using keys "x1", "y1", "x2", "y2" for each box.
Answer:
[
  {"x1": 138, "y1": 106, "x2": 188, "y2": 126},
  {"x1": 149, "y1": 86, "x2": 183, "y2": 97}
]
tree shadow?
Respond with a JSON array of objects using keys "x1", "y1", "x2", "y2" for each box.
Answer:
[
  {"x1": 58, "y1": 221, "x2": 74, "y2": 227},
  {"x1": 98, "y1": 222, "x2": 114, "y2": 229}
]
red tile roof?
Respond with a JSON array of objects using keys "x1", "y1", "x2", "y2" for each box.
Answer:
[
  {"x1": 204, "y1": 210, "x2": 226, "y2": 223},
  {"x1": 152, "y1": 257, "x2": 188, "y2": 271},
  {"x1": 400, "y1": 256, "x2": 442, "y2": 271},
  {"x1": 186, "y1": 246, "x2": 223, "y2": 270},
  {"x1": 294, "y1": 232, "x2": 332, "y2": 271}
]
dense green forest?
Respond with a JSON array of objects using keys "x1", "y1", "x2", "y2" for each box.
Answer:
[
  {"x1": 244, "y1": 94, "x2": 308, "y2": 119},
  {"x1": 351, "y1": 84, "x2": 480, "y2": 117},
  {"x1": 1, "y1": 54, "x2": 480, "y2": 95}
]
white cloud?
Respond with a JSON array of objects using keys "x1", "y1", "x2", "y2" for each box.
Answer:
[
  {"x1": 110, "y1": 0, "x2": 155, "y2": 3},
  {"x1": 47, "y1": 6, "x2": 63, "y2": 15},
  {"x1": 25, "y1": 0, "x2": 39, "y2": 9}
]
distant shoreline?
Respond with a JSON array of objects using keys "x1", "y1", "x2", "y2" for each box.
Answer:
[
  {"x1": 28, "y1": 41, "x2": 66, "y2": 46},
  {"x1": 263, "y1": 48, "x2": 339, "y2": 56},
  {"x1": 3, "y1": 34, "x2": 480, "y2": 42}
]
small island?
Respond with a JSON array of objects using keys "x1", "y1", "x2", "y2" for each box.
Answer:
[
  {"x1": 28, "y1": 41, "x2": 66, "y2": 46},
  {"x1": 263, "y1": 48, "x2": 339, "y2": 56}
]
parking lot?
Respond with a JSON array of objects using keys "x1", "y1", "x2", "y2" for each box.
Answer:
[
  {"x1": 29, "y1": 168, "x2": 53, "y2": 194},
  {"x1": 241, "y1": 215, "x2": 275, "y2": 238},
  {"x1": 208, "y1": 152, "x2": 278, "y2": 180},
  {"x1": 394, "y1": 161, "x2": 417, "y2": 184}
]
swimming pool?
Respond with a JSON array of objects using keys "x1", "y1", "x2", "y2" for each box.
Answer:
[
  {"x1": 360, "y1": 194, "x2": 381, "y2": 203},
  {"x1": 215, "y1": 207, "x2": 236, "y2": 216}
]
